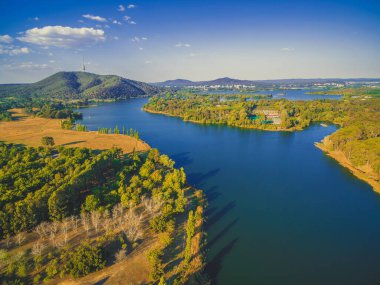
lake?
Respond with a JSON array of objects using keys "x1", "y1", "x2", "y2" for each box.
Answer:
[{"x1": 80, "y1": 98, "x2": 380, "y2": 285}]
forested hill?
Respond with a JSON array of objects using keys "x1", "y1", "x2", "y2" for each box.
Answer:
[{"x1": 0, "y1": 71, "x2": 161, "y2": 100}]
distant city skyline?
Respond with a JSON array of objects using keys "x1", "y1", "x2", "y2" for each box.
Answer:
[{"x1": 0, "y1": 0, "x2": 379, "y2": 83}]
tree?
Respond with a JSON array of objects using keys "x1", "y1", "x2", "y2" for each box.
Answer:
[
  {"x1": 15, "y1": 232, "x2": 26, "y2": 246},
  {"x1": 90, "y1": 211, "x2": 101, "y2": 233},
  {"x1": 63, "y1": 243, "x2": 105, "y2": 277},
  {"x1": 158, "y1": 276, "x2": 167, "y2": 285},
  {"x1": 41, "y1": 136, "x2": 55, "y2": 147},
  {"x1": 84, "y1": 195, "x2": 100, "y2": 212}
]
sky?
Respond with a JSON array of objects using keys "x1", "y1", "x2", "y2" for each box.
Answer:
[{"x1": 0, "y1": 0, "x2": 380, "y2": 83}]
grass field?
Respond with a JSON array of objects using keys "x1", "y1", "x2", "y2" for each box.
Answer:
[{"x1": 0, "y1": 109, "x2": 150, "y2": 153}]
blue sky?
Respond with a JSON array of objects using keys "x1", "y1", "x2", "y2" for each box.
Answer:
[{"x1": 0, "y1": 0, "x2": 379, "y2": 83}]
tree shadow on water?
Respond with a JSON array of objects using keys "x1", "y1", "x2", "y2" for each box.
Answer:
[
  {"x1": 188, "y1": 168, "x2": 220, "y2": 187},
  {"x1": 171, "y1": 152, "x2": 193, "y2": 167},
  {"x1": 205, "y1": 185, "x2": 221, "y2": 204},
  {"x1": 205, "y1": 201, "x2": 236, "y2": 230},
  {"x1": 205, "y1": 238, "x2": 239, "y2": 284},
  {"x1": 207, "y1": 218, "x2": 239, "y2": 250}
]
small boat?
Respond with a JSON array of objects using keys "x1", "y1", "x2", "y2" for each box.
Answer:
[{"x1": 320, "y1": 123, "x2": 328, "y2": 127}]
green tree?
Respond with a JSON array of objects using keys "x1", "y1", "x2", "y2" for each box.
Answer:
[
  {"x1": 63, "y1": 243, "x2": 105, "y2": 278},
  {"x1": 41, "y1": 136, "x2": 55, "y2": 147}
]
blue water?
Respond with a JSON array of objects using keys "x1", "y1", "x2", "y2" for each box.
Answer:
[{"x1": 80, "y1": 98, "x2": 380, "y2": 285}]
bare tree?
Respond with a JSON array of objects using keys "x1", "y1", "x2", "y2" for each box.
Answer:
[
  {"x1": 142, "y1": 196, "x2": 163, "y2": 217},
  {"x1": 115, "y1": 249, "x2": 126, "y2": 262},
  {"x1": 15, "y1": 232, "x2": 26, "y2": 246},
  {"x1": 61, "y1": 218, "x2": 71, "y2": 244},
  {"x1": 70, "y1": 215, "x2": 80, "y2": 231},
  {"x1": 4, "y1": 235, "x2": 11, "y2": 248},
  {"x1": 50, "y1": 221, "x2": 59, "y2": 236},
  {"x1": 32, "y1": 242, "x2": 45, "y2": 256},
  {"x1": 112, "y1": 203, "x2": 124, "y2": 229},
  {"x1": 102, "y1": 210, "x2": 112, "y2": 233},
  {"x1": 91, "y1": 211, "x2": 101, "y2": 233},
  {"x1": 124, "y1": 224, "x2": 143, "y2": 243},
  {"x1": 81, "y1": 212, "x2": 91, "y2": 235},
  {"x1": 121, "y1": 208, "x2": 143, "y2": 243},
  {"x1": 35, "y1": 222, "x2": 50, "y2": 239}
]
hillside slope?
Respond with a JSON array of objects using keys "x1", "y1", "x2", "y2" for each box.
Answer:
[{"x1": 0, "y1": 71, "x2": 161, "y2": 100}]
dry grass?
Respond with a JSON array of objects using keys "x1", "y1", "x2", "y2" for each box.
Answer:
[{"x1": 0, "y1": 109, "x2": 150, "y2": 153}]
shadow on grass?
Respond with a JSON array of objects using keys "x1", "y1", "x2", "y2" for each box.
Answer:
[
  {"x1": 93, "y1": 277, "x2": 110, "y2": 285},
  {"x1": 61, "y1": 140, "x2": 86, "y2": 146}
]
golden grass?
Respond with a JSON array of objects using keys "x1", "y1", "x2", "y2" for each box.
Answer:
[{"x1": 0, "y1": 109, "x2": 150, "y2": 153}]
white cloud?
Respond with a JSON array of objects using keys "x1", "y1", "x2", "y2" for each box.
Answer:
[
  {"x1": 139, "y1": 47, "x2": 143, "y2": 50},
  {"x1": 0, "y1": 62, "x2": 51, "y2": 71},
  {"x1": 0, "y1": 35, "x2": 13, "y2": 43},
  {"x1": 281, "y1": 47, "x2": 294, "y2": 52},
  {"x1": 113, "y1": 36, "x2": 119, "y2": 40},
  {"x1": 0, "y1": 46, "x2": 30, "y2": 56},
  {"x1": 112, "y1": 20, "x2": 122, "y2": 25},
  {"x1": 145, "y1": 60, "x2": 152, "y2": 64},
  {"x1": 123, "y1": 16, "x2": 131, "y2": 21},
  {"x1": 48, "y1": 52, "x2": 53, "y2": 56},
  {"x1": 18, "y1": 26, "x2": 105, "y2": 48},
  {"x1": 175, "y1": 42, "x2": 191, "y2": 48},
  {"x1": 12, "y1": 47, "x2": 30, "y2": 55},
  {"x1": 49, "y1": 60, "x2": 55, "y2": 63},
  {"x1": 128, "y1": 20, "x2": 136, "y2": 25},
  {"x1": 34, "y1": 17, "x2": 39, "y2": 21},
  {"x1": 118, "y1": 5, "x2": 125, "y2": 11},
  {"x1": 131, "y1": 36, "x2": 147, "y2": 42},
  {"x1": 128, "y1": 4, "x2": 136, "y2": 9},
  {"x1": 19, "y1": 62, "x2": 50, "y2": 70},
  {"x1": 189, "y1": 52, "x2": 196, "y2": 57},
  {"x1": 82, "y1": 14, "x2": 107, "y2": 22}
]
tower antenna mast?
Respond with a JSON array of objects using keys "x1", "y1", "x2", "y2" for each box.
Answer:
[{"x1": 82, "y1": 56, "x2": 86, "y2": 71}]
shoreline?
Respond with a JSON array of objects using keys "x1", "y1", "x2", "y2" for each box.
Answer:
[
  {"x1": 144, "y1": 107, "x2": 380, "y2": 193},
  {"x1": 143, "y1": 107, "x2": 298, "y2": 132},
  {"x1": 315, "y1": 142, "x2": 380, "y2": 193}
]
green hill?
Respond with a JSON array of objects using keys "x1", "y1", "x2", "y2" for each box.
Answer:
[{"x1": 0, "y1": 71, "x2": 161, "y2": 100}]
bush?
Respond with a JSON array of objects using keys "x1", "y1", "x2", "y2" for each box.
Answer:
[
  {"x1": 147, "y1": 248, "x2": 164, "y2": 281},
  {"x1": 45, "y1": 258, "x2": 59, "y2": 279},
  {"x1": 63, "y1": 243, "x2": 105, "y2": 278},
  {"x1": 150, "y1": 215, "x2": 170, "y2": 233},
  {"x1": 41, "y1": 136, "x2": 55, "y2": 147}
]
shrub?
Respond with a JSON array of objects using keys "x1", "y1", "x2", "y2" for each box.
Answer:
[
  {"x1": 63, "y1": 243, "x2": 105, "y2": 278},
  {"x1": 150, "y1": 215, "x2": 170, "y2": 233}
]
